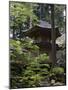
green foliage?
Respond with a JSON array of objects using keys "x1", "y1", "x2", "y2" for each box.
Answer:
[
  {"x1": 10, "y1": 38, "x2": 65, "y2": 88},
  {"x1": 10, "y1": 38, "x2": 50, "y2": 88},
  {"x1": 40, "y1": 64, "x2": 50, "y2": 69},
  {"x1": 19, "y1": 74, "x2": 43, "y2": 87},
  {"x1": 10, "y1": 39, "x2": 22, "y2": 53},
  {"x1": 10, "y1": 39, "x2": 65, "y2": 88},
  {"x1": 10, "y1": 2, "x2": 38, "y2": 29},
  {"x1": 21, "y1": 38, "x2": 39, "y2": 52},
  {"x1": 52, "y1": 67, "x2": 64, "y2": 75},
  {"x1": 9, "y1": 2, "x2": 66, "y2": 88},
  {"x1": 36, "y1": 53, "x2": 49, "y2": 63},
  {"x1": 54, "y1": 5, "x2": 65, "y2": 29},
  {"x1": 10, "y1": 38, "x2": 39, "y2": 62}
]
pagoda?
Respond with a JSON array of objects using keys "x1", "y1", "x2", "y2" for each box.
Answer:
[{"x1": 23, "y1": 20, "x2": 61, "y2": 63}]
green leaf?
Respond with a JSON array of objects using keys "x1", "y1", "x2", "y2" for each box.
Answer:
[{"x1": 52, "y1": 67, "x2": 64, "y2": 74}]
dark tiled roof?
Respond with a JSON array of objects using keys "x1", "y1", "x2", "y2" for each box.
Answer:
[
  {"x1": 37, "y1": 20, "x2": 57, "y2": 28},
  {"x1": 23, "y1": 20, "x2": 61, "y2": 39},
  {"x1": 38, "y1": 20, "x2": 52, "y2": 28}
]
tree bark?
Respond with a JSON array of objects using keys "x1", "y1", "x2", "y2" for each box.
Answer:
[
  {"x1": 13, "y1": 26, "x2": 16, "y2": 39},
  {"x1": 19, "y1": 24, "x2": 22, "y2": 41},
  {"x1": 29, "y1": 3, "x2": 32, "y2": 29},
  {"x1": 51, "y1": 4, "x2": 56, "y2": 65}
]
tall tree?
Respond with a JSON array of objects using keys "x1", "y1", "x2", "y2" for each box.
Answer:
[
  {"x1": 51, "y1": 4, "x2": 56, "y2": 65},
  {"x1": 9, "y1": 2, "x2": 38, "y2": 39}
]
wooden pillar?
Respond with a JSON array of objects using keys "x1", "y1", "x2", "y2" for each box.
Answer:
[{"x1": 51, "y1": 4, "x2": 56, "y2": 65}]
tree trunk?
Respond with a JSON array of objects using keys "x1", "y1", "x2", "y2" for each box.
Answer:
[
  {"x1": 29, "y1": 3, "x2": 32, "y2": 29},
  {"x1": 51, "y1": 4, "x2": 56, "y2": 65},
  {"x1": 19, "y1": 24, "x2": 22, "y2": 41},
  {"x1": 13, "y1": 26, "x2": 16, "y2": 39}
]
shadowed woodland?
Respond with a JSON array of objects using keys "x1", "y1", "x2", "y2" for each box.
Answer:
[{"x1": 9, "y1": 2, "x2": 66, "y2": 89}]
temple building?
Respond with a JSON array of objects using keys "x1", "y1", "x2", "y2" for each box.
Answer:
[{"x1": 23, "y1": 20, "x2": 61, "y2": 63}]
